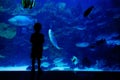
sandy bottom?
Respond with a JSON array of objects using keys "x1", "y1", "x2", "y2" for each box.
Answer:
[{"x1": 0, "y1": 66, "x2": 120, "y2": 72}]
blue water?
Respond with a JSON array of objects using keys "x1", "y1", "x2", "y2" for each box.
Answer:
[{"x1": 0, "y1": 0, "x2": 120, "y2": 71}]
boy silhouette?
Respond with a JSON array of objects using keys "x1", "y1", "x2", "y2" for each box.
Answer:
[{"x1": 30, "y1": 22, "x2": 44, "y2": 78}]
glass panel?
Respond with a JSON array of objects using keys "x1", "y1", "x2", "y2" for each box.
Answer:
[{"x1": 0, "y1": 0, "x2": 120, "y2": 71}]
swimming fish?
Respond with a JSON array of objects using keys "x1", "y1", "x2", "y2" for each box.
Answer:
[
  {"x1": 71, "y1": 56, "x2": 79, "y2": 65},
  {"x1": 48, "y1": 29, "x2": 61, "y2": 49},
  {"x1": 8, "y1": 15, "x2": 36, "y2": 26},
  {"x1": 75, "y1": 42, "x2": 89, "y2": 48},
  {"x1": 22, "y1": 0, "x2": 35, "y2": 9},
  {"x1": 83, "y1": 6, "x2": 94, "y2": 17}
]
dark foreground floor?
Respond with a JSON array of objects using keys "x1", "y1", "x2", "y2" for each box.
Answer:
[{"x1": 0, "y1": 71, "x2": 120, "y2": 80}]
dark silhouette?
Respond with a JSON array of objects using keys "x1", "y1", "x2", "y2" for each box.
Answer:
[
  {"x1": 30, "y1": 22, "x2": 44, "y2": 80},
  {"x1": 89, "y1": 39, "x2": 106, "y2": 49},
  {"x1": 82, "y1": 57, "x2": 91, "y2": 67},
  {"x1": 83, "y1": 6, "x2": 94, "y2": 17},
  {"x1": 95, "y1": 39, "x2": 106, "y2": 46}
]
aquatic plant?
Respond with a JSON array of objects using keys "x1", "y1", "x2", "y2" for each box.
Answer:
[{"x1": 93, "y1": 59, "x2": 106, "y2": 69}]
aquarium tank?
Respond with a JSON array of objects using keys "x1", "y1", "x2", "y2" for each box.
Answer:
[{"x1": 0, "y1": 0, "x2": 120, "y2": 71}]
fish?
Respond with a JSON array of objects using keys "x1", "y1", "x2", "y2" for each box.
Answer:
[
  {"x1": 22, "y1": 0, "x2": 35, "y2": 9},
  {"x1": 83, "y1": 6, "x2": 94, "y2": 17},
  {"x1": 75, "y1": 42, "x2": 89, "y2": 48},
  {"x1": 48, "y1": 29, "x2": 61, "y2": 49},
  {"x1": 8, "y1": 15, "x2": 37, "y2": 26},
  {"x1": 41, "y1": 62, "x2": 50, "y2": 67},
  {"x1": 71, "y1": 56, "x2": 79, "y2": 65}
]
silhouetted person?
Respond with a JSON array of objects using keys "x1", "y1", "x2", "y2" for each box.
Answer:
[{"x1": 30, "y1": 22, "x2": 44, "y2": 80}]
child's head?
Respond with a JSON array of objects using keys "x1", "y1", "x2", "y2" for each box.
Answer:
[{"x1": 34, "y1": 22, "x2": 42, "y2": 32}]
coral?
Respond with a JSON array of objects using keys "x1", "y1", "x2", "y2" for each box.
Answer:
[
  {"x1": 53, "y1": 58, "x2": 68, "y2": 67},
  {"x1": 53, "y1": 58, "x2": 63, "y2": 63},
  {"x1": 93, "y1": 59, "x2": 106, "y2": 69}
]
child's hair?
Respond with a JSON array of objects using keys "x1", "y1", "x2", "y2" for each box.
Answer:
[{"x1": 34, "y1": 22, "x2": 42, "y2": 32}]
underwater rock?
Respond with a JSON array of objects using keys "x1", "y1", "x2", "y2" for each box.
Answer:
[
  {"x1": 0, "y1": 23, "x2": 16, "y2": 39},
  {"x1": 95, "y1": 39, "x2": 106, "y2": 46},
  {"x1": 89, "y1": 39, "x2": 106, "y2": 49},
  {"x1": 8, "y1": 15, "x2": 37, "y2": 26},
  {"x1": 94, "y1": 60, "x2": 106, "y2": 69}
]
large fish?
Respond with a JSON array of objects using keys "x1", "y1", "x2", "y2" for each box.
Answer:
[
  {"x1": 48, "y1": 29, "x2": 61, "y2": 49},
  {"x1": 8, "y1": 15, "x2": 36, "y2": 26}
]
